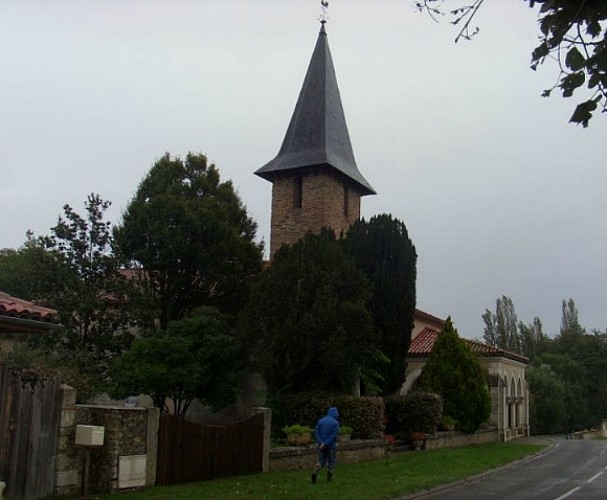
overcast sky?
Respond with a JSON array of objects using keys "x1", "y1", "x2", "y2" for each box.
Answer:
[{"x1": 2, "y1": 0, "x2": 606, "y2": 339}]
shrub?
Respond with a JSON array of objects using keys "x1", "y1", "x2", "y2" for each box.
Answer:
[
  {"x1": 340, "y1": 425, "x2": 353, "y2": 435},
  {"x1": 281, "y1": 424, "x2": 313, "y2": 436},
  {"x1": 416, "y1": 317, "x2": 491, "y2": 434},
  {"x1": 440, "y1": 415, "x2": 458, "y2": 431},
  {"x1": 383, "y1": 395, "x2": 407, "y2": 435},
  {"x1": 385, "y1": 391, "x2": 442, "y2": 438},
  {"x1": 282, "y1": 392, "x2": 385, "y2": 439}
]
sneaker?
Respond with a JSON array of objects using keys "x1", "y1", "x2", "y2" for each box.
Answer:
[{"x1": 311, "y1": 473, "x2": 317, "y2": 484}]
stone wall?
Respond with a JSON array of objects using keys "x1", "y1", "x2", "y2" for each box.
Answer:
[
  {"x1": 572, "y1": 428, "x2": 601, "y2": 440},
  {"x1": 54, "y1": 385, "x2": 159, "y2": 496},
  {"x1": 269, "y1": 439, "x2": 387, "y2": 472},
  {"x1": 424, "y1": 428, "x2": 499, "y2": 450},
  {"x1": 269, "y1": 429, "x2": 502, "y2": 473}
]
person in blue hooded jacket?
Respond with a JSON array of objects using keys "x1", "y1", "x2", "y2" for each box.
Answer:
[{"x1": 311, "y1": 406, "x2": 340, "y2": 483}]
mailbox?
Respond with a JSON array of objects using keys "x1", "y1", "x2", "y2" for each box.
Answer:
[{"x1": 75, "y1": 425, "x2": 105, "y2": 446}]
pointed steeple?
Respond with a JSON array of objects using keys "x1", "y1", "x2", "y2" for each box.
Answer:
[{"x1": 255, "y1": 22, "x2": 375, "y2": 196}]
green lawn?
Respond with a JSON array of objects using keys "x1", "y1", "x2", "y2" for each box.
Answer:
[{"x1": 91, "y1": 442, "x2": 544, "y2": 499}]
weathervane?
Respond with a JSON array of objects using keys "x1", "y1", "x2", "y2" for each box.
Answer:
[{"x1": 319, "y1": 0, "x2": 329, "y2": 25}]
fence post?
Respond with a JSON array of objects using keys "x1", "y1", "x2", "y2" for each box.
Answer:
[
  {"x1": 252, "y1": 407, "x2": 271, "y2": 473},
  {"x1": 146, "y1": 408, "x2": 160, "y2": 486},
  {"x1": 54, "y1": 384, "x2": 79, "y2": 496}
]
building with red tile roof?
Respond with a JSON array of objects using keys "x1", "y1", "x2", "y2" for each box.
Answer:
[
  {"x1": 404, "y1": 309, "x2": 529, "y2": 442},
  {"x1": 0, "y1": 291, "x2": 60, "y2": 336}
]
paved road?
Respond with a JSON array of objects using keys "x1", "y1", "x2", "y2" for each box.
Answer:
[{"x1": 410, "y1": 438, "x2": 607, "y2": 499}]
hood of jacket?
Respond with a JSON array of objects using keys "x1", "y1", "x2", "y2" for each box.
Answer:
[{"x1": 327, "y1": 407, "x2": 339, "y2": 419}]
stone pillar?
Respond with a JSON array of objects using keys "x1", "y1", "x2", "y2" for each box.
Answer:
[
  {"x1": 54, "y1": 384, "x2": 79, "y2": 496},
  {"x1": 525, "y1": 385, "x2": 530, "y2": 436},
  {"x1": 253, "y1": 407, "x2": 272, "y2": 473},
  {"x1": 146, "y1": 408, "x2": 160, "y2": 486}
]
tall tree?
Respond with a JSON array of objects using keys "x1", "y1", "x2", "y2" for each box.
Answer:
[
  {"x1": 517, "y1": 316, "x2": 547, "y2": 359},
  {"x1": 114, "y1": 152, "x2": 263, "y2": 329},
  {"x1": 0, "y1": 194, "x2": 137, "y2": 399},
  {"x1": 536, "y1": 352, "x2": 590, "y2": 432},
  {"x1": 561, "y1": 297, "x2": 585, "y2": 334},
  {"x1": 558, "y1": 298, "x2": 585, "y2": 353},
  {"x1": 39, "y1": 194, "x2": 136, "y2": 362},
  {"x1": 342, "y1": 214, "x2": 417, "y2": 395},
  {"x1": 526, "y1": 363, "x2": 566, "y2": 435},
  {"x1": 417, "y1": 317, "x2": 491, "y2": 434},
  {"x1": 239, "y1": 230, "x2": 383, "y2": 395},
  {"x1": 483, "y1": 296, "x2": 520, "y2": 353},
  {"x1": 415, "y1": 0, "x2": 607, "y2": 127},
  {"x1": 0, "y1": 233, "x2": 71, "y2": 301},
  {"x1": 110, "y1": 307, "x2": 241, "y2": 417}
]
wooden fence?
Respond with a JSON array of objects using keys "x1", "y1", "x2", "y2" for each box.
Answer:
[
  {"x1": 0, "y1": 364, "x2": 61, "y2": 499},
  {"x1": 157, "y1": 412, "x2": 265, "y2": 485}
]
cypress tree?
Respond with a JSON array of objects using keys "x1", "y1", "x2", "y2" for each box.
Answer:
[
  {"x1": 239, "y1": 230, "x2": 380, "y2": 394},
  {"x1": 417, "y1": 317, "x2": 491, "y2": 434},
  {"x1": 342, "y1": 214, "x2": 417, "y2": 394}
]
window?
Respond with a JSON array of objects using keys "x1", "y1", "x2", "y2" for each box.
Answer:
[
  {"x1": 343, "y1": 183, "x2": 349, "y2": 217},
  {"x1": 294, "y1": 175, "x2": 303, "y2": 208}
]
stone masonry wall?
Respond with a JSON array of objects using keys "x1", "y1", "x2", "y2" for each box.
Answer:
[
  {"x1": 270, "y1": 169, "x2": 361, "y2": 258},
  {"x1": 269, "y1": 431, "x2": 499, "y2": 473},
  {"x1": 424, "y1": 428, "x2": 499, "y2": 450},
  {"x1": 54, "y1": 385, "x2": 159, "y2": 496},
  {"x1": 269, "y1": 439, "x2": 387, "y2": 472}
]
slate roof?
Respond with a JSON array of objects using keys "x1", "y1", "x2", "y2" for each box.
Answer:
[
  {"x1": 0, "y1": 291, "x2": 59, "y2": 326},
  {"x1": 408, "y1": 327, "x2": 529, "y2": 364},
  {"x1": 255, "y1": 22, "x2": 375, "y2": 196}
]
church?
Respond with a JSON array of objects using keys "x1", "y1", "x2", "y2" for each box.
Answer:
[{"x1": 254, "y1": 16, "x2": 529, "y2": 441}]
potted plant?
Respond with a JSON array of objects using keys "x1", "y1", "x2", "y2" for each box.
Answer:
[
  {"x1": 411, "y1": 431, "x2": 427, "y2": 451},
  {"x1": 440, "y1": 416, "x2": 457, "y2": 432},
  {"x1": 282, "y1": 424, "x2": 313, "y2": 446},
  {"x1": 339, "y1": 425, "x2": 353, "y2": 442}
]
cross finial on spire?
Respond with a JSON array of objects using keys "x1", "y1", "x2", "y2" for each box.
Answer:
[{"x1": 319, "y1": 0, "x2": 329, "y2": 25}]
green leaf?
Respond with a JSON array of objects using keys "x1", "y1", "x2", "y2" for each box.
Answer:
[
  {"x1": 569, "y1": 100, "x2": 596, "y2": 128},
  {"x1": 560, "y1": 72, "x2": 585, "y2": 98},
  {"x1": 565, "y1": 47, "x2": 585, "y2": 72},
  {"x1": 531, "y1": 42, "x2": 550, "y2": 66},
  {"x1": 586, "y1": 21, "x2": 602, "y2": 39},
  {"x1": 539, "y1": 0, "x2": 556, "y2": 14},
  {"x1": 588, "y1": 73, "x2": 600, "y2": 89}
]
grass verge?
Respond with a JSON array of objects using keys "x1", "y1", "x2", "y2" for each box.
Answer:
[{"x1": 90, "y1": 442, "x2": 545, "y2": 499}]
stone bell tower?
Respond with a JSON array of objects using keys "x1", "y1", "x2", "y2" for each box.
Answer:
[{"x1": 255, "y1": 20, "x2": 375, "y2": 259}]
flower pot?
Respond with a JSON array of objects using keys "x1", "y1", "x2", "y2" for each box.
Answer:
[{"x1": 287, "y1": 433, "x2": 311, "y2": 446}]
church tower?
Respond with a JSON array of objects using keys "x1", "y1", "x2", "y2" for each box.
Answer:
[{"x1": 255, "y1": 21, "x2": 375, "y2": 258}]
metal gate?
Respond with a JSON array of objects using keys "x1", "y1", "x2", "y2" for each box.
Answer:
[{"x1": 156, "y1": 412, "x2": 264, "y2": 485}]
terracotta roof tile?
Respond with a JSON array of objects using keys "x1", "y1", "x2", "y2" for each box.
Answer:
[
  {"x1": 408, "y1": 327, "x2": 439, "y2": 355},
  {"x1": 0, "y1": 292, "x2": 59, "y2": 323},
  {"x1": 408, "y1": 328, "x2": 528, "y2": 364}
]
